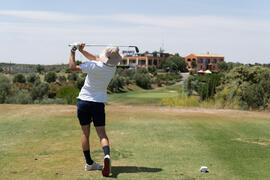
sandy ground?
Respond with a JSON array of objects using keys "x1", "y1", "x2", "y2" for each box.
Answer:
[{"x1": 1, "y1": 104, "x2": 269, "y2": 119}]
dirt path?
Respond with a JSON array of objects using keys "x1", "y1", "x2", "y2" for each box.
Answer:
[{"x1": 175, "y1": 72, "x2": 189, "y2": 85}]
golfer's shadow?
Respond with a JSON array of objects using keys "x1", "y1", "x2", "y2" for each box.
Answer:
[{"x1": 110, "y1": 166, "x2": 162, "y2": 178}]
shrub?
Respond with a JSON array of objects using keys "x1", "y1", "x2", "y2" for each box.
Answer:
[
  {"x1": 119, "y1": 68, "x2": 135, "y2": 79},
  {"x1": 45, "y1": 72, "x2": 57, "y2": 83},
  {"x1": 148, "y1": 65, "x2": 157, "y2": 75},
  {"x1": 134, "y1": 73, "x2": 151, "y2": 89},
  {"x1": 36, "y1": 64, "x2": 45, "y2": 74},
  {"x1": 58, "y1": 75, "x2": 67, "y2": 83},
  {"x1": 108, "y1": 74, "x2": 125, "y2": 92},
  {"x1": 56, "y1": 86, "x2": 80, "y2": 105},
  {"x1": 81, "y1": 73, "x2": 87, "y2": 79},
  {"x1": 76, "y1": 78, "x2": 85, "y2": 89},
  {"x1": 155, "y1": 73, "x2": 182, "y2": 86},
  {"x1": 136, "y1": 68, "x2": 148, "y2": 74},
  {"x1": 0, "y1": 75, "x2": 11, "y2": 103},
  {"x1": 27, "y1": 74, "x2": 40, "y2": 84},
  {"x1": 185, "y1": 74, "x2": 224, "y2": 101},
  {"x1": 31, "y1": 82, "x2": 49, "y2": 100},
  {"x1": 65, "y1": 68, "x2": 71, "y2": 73},
  {"x1": 6, "y1": 89, "x2": 32, "y2": 104},
  {"x1": 34, "y1": 97, "x2": 67, "y2": 104},
  {"x1": 68, "y1": 72, "x2": 78, "y2": 81},
  {"x1": 13, "y1": 74, "x2": 26, "y2": 83},
  {"x1": 160, "y1": 54, "x2": 188, "y2": 72},
  {"x1": 216, "y1": 66, "x2": 270, "y2": 110}
]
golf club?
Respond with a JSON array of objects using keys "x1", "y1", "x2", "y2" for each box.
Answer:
[{"x1": 69, "y1": 44, "x2": 139, "y2": 53}]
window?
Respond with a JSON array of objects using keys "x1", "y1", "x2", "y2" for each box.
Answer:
[
  {"x1": 187, "y1": 58, "x2": 191, "y2": 62},
  {"x1": 218, "y1": 59, "x2": 223, "y2": 62},
  {"x1": 203, "y1": 59, "x2": 207, "y2": 64},
  {"x1": 148, "y1": 60, "x2": 153, "y2": 65},
  {"x1": 139, "y1": 60, "x2": 146, "y2": 65},
  {"x1": 130, "y1": 60, "x2": 136, "y2": 64},
  {"x1": 212, "y1": 59, "x2": 217, "y2": 63},
  {"x1": 198, "y1": 58, "x2": 203, "y2": 63},
  {"x1": 154, "y1": 60, "x2": 158, "y2": 65}
]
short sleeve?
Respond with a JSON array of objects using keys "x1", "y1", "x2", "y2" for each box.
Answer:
[{"x1": 80, "y1": 62, "x2": 95, "y2": 73}]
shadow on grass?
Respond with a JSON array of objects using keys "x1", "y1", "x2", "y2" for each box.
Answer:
[{"x1": 110, "y1": 166, "x2": 162, "y2": 178}]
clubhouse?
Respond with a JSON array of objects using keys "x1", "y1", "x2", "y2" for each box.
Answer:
[
  {"x1": 185, "y1": 53, "x2": 225, "y2": 72},
  {"x1": 121, "y1": 52, "x2": 170, "y2": 68}
]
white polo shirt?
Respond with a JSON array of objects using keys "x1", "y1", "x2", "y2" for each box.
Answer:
[{"x1": 78, "y1": 61, "x2": 116, "y2": 102}]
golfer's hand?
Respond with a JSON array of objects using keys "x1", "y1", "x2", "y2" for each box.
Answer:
[{"x1": 79, "y1": 43, "x2": 85, "y2": 52}]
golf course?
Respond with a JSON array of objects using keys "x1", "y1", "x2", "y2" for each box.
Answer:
[{"x1": 0, "y1": 86, "x2": 270, "y2": 180}]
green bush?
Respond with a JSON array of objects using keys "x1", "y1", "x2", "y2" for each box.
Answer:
[
  {"x1": 134, "y1": 73, "x2": 151, "y2": 89},
  {"x1": 6, "y1": 89, "x2": 32, "y2": 104},
  {"x1": 27, "y1": 74, "x2": 40, "y2": 84},
  {"x1": 108, "y1": 74, "x2": 125, "y2": 92},
  {"x1": 160, "y1": 54, "x2": 188, "y2": 72},
  {"x1": 0, "y1": 75, "x2": 11, "y2": 103},
  {"x1": 34, "y1": 97, "x2": 67, "y2": 104},
  {"x1": 76, "y1": 78, "x2": 85, "y2": 89},
  {"x1": 65, "y1": 68, "x2": 71, "y2": 73},
  {"x1": 185, "y1": 74, "x2": 224, "y2": 101},
  {"x1": 56, "y1": 86, "x2": 80, "y2": 105},
  {"x1": 155, "y1": 73, "x2": 182, "y2": 86},
  {"x1": 36, "y1": 64, "x2": 45, "y2": 74},
  {"x1": 58, "y1": 75, "x2": 67, "y2": 82},
  {"x1": 68, "y1": 72, "x2": 78, "y2": 81},
  {"x1": 119, "y1": 68, "x2": 135, "y2": 79},
  {"x1": 81, "y1": 73, "x2": 87, "y2": 79},
  {"x1": 148, "y1": 65, "x2": 157, "y2": 75},
  {"x1": 31, "y1": 82, "x2": 49, "y2": 100},
  {"x1": 216, "y1": 66, "x2": 270, "y2": 110},
  {"x1": 13, "y1": 74, "x2": 26, "y2": 83},
  {"x1": 45, "y1": 72, "x2": 57, "y2": 83},
  {"x1": 136, "y1": 68, "x2": 148, "y2": 74}
]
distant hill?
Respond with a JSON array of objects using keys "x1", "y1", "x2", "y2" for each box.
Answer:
[{"x1": 0, "y1": 63, "x2": 68, "y2": 74}]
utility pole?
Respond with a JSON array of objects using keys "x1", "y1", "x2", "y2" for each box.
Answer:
[{"x1": 9, "y1": 60, "x2": 11, "y2": 74}]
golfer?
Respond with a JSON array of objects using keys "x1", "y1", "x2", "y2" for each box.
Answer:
[{"x1": 69, "y1": 43, "x2": 122, "y2": 176}]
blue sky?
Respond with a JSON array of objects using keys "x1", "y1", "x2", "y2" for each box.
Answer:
[{"x1": 1, "y1": 0, "x2": 270, "y2": 64}]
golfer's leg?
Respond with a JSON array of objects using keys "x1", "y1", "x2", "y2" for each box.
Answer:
[
  {"x1": 95, "y1": 126, "x2": 110, "y2": 155},
  {"x1": 81, "y1": 124, "x2": 93, "y2": 165},
  {"x1": 81, "y1": 124, "x2": 90, "y2": 150}
]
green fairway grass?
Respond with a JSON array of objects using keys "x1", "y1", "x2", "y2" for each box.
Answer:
[
  {"x1": 0, "y1": 104, "x2": 269, "y2": 180},
  {"x1": 108, "y1": 85, "x2": 181, "y2": 106}
]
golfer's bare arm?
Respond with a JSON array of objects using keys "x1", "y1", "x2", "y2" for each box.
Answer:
[
  {"x1": 79, "y1": 43, "x2": 101, "y2": 61},
  {"x1": 79, "y1": 50, "x2": 101, "y2": 61},
  {"x1": 69, "y1": 51, "x2": 81, "y2": 72}
]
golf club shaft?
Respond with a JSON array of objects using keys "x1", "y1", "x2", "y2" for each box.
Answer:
[
  {"x1": 68, "y1": 44, "x2": 139, "y2": 52},
  {"x1": 69, "y1": 44, "x2": 134, "y2": 48}
]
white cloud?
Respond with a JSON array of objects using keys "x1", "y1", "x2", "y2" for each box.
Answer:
[
  {"x1": 0, "y1": 10, "x2": 89, "y2": 22},
  {"x1": 0, "y1": 10, "x2": 270, "y2": 64},
  {"x1": 1, "y1": 10, "x2": 270, "y2": 30}
]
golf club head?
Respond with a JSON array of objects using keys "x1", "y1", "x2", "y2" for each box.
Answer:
[
  {"x1": 135, "y1": 46, "x2": 139, "y2": 53},
  {"x1": 129, "y1": 46, "x2": 139, "y2": 53}
]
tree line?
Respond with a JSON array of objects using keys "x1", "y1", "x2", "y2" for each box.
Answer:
[
  {"x1": 0, "y1": 54, "x2": 186, "y2": 105},
  {"x1": 185, "y1": 63, "x2": 270, "y2": 110}
]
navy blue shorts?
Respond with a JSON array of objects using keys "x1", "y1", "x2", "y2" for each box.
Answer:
[{"x1": 77, "y1": 99, "x2": 105, "y2": 127}]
